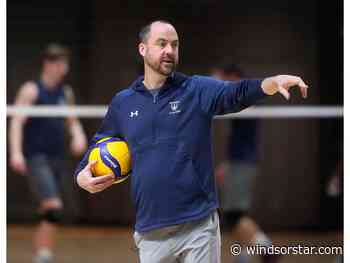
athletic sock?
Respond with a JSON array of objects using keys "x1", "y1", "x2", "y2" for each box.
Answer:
[{"x1": 254, "y1": 231, "x2": 272, "y2": 247}]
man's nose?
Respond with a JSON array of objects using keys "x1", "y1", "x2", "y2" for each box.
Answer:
[{"x1": 164, "y1": 43, "x2": 174, "y2": 54}]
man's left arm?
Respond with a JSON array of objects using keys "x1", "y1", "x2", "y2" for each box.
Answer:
[
  {"x1": 195, "y1": 75, "x2": 308, "y2": 116},
  {"x1": 64, "y1": 85, "x2": 87, "y2": 157}
]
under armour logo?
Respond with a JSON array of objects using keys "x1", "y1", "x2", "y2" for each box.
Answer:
[{"x1": 130, "y1": 111, "x2": 139, "y2": 118}]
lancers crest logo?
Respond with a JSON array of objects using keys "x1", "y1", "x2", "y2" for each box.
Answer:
[{"x1": 169, "y1": 101, "x2": 181, "y2": 114}]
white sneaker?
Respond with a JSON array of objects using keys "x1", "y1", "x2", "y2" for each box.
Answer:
[{"x1": 33, "y1": 249, "x2": 53, "y2": 263}]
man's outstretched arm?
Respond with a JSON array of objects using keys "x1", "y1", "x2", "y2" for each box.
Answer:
[{"x1": 195, "y1": 74, "x2": 309, "y2": 116}]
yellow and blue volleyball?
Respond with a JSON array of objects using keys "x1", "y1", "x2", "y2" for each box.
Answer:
[{"x1": 88, "y1": 137, "x2": 131, "y2": 184}]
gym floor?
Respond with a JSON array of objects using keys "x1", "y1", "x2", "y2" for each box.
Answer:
[{"x1": 7, "y1": 225, "x2": 342, "y2": 263}]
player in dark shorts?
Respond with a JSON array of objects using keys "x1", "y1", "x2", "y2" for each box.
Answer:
[
  {"x1": 9, "y1": 44, "x2": 87, "y2": 263},
  {"x1": 213, "y1": 62, "x2": 280, "y2": 263}
]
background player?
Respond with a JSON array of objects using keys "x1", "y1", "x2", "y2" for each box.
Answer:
[
  {"x1": 9, "y1": 43, "x2": 87, "y2": 263},
  {"x1": 212, "y1": 62, "x2": 279, "y2": 263}
]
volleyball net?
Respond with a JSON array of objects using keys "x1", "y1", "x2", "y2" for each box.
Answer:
[{"x1": 6, "y1": 105, "x2": 343, "y2": 119}]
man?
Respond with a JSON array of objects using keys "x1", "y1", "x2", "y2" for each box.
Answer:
[
  {"x1": 212, "y1": 63, "x2": 278, "y2": 263},
  {"x1": 9, "y1": 43, "x2": 87, "y2": 263},
  {"x1": 76, "y1": 20, "x2": 308, "y2": 263}
]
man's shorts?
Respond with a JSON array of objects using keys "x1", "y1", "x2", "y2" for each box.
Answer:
[
  {"x1": 133, "y1": 211, "x2": 221, "y2": 263},
  {"x1": 219, "y1": 161, "x2": 258, "y2": 212},
  {"x1": 27, "y1": 154, "x2": 66, "y2": 202}
]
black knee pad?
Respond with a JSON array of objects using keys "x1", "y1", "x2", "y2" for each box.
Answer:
[
  {"x1": 225, "y1": 210, "x2": 247, "y2": 228},
  {"x1": 40, "y1": 209, "x2": 63, "y2": 224}
]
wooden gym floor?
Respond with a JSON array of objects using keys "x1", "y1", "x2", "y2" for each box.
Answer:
[{"x1": 7, "y1": 225, "x2": 342, "y2": 263}]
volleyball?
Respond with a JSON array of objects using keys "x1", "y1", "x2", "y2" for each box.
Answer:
[{"x1": 88, "y1": 137, "x2": 131, "y2": 184}]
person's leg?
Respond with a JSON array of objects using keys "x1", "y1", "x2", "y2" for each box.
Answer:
[
  {"x1": 134, "y1": 226, "x2": 181, "y2": 263},
  {"x1": 178, "y1": 211, "x2": 221, "y2": 263},
  {"x1": 34, "y1": 198, "x2": 63, "y2": 263},
  {"x1": 220, "y1": 210, "x2": 253, "y2": 263},
  {"x1": 27, "y1": 155, "x2": 63, "y2": 263},
  {"x1": 221, "y1": 162, "x2": 256, "y2": 262},
  {"x1": 222, "y1": 162, "x2": 278, "y2": 262},
  {"x1": 232, "y1": 215, "x2": 259, "y2": 247},
  {"x1": 54, "y1": 158, "x2": 81, "y2": 223},
  {"x1": 231, "y1": 213, "x2": 278, "y2": 263}
]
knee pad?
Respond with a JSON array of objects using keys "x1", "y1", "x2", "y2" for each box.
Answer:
[
  {"x1": 226, "y1": 210, "x2": 247, "y2": 227},
  {"x1": 40, "y1": 209, "x2": 63, "y2": 224}
]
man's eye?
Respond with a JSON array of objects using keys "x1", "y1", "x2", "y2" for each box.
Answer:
[{"x1": 159, "y1": 42, "x2": 166, "y2": 48}]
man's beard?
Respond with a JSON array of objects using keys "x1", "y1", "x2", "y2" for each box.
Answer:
[{"x1": 145, "y1": 57, "x2": 177, "y2": 76}]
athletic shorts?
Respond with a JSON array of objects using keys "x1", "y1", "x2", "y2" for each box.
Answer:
[
  {"x1": 219, "y1": 161, "x2": 258, "y2": 212},
  {"x1": 27, "y1": 154, "x2": 66, "y2": 202},
  {"x1": 134, "y1": 211, "x2": 221, "y2": 263}
]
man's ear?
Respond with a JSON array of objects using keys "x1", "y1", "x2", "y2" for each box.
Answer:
[{"x1": 138, "y1": 43, "x2": 146, "y2": 57}]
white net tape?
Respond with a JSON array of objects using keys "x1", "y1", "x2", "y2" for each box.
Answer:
[{"x1": 6, "y1": 105, "x2": 343, "y2": 119}]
